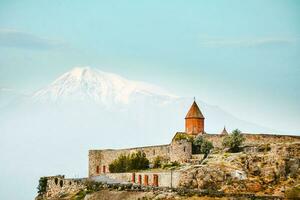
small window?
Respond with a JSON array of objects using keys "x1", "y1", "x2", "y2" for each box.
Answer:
[
  {"x1": 54, "y1": 178, "x2": 58, "y2": 185},
  {"x1": 69, "y1": 181, "x2": 72, "y2": 185},
  {"x1": 183, "y1": 147, "x2": 186, "y2": 152},
  {"x1": 96, "y1": 166, "x2": 100, "y2": 174},
  {"x1": 153, "y1": 150, "x2": 155, "y2": 155}
]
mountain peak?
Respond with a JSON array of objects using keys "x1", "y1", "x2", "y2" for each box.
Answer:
[
  {"x1": 69, "y1": 66, "x2": 91, "y2": 78},
  {"x1": 33, "y1": 66, "x2": 177, "y2": 105}
]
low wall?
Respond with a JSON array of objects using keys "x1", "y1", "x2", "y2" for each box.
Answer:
[
  {"x1": 105, "y1": 170, "x2": 182, "y2": 188},
  {"x1": 89, "y1": 144, "x2": 170, "y2": 177},
  {"x1": 44, "y1": 175, "x2": 87, "y2": 198},
  {"x1": 204, "y1": 133, "x2": 300, "y2": 148}
]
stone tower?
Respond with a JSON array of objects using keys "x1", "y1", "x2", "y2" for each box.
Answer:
[{"x1": 185, "y1": 100, "x2": 205, "y2": 135}]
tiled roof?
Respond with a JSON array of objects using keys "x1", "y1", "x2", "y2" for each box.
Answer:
[{"x1": 185, "y1": 101, "x2": 205, "y2": 119}]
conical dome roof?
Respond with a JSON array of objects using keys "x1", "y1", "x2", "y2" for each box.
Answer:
[
  {"x1": 221, "y1": 126, "x2": 228, "y2": 135},
  {"x1": 185, "y1": 101, "x2": 205, "y2": 119}
]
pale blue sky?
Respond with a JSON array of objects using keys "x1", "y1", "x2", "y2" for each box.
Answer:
[{"x1": 0, "y1": 0, "x2": 299, "y2": 132}]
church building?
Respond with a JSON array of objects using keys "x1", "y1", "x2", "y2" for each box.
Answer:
[{"x1": 88, "y1": 100, "x2": 211, "y2": 177}]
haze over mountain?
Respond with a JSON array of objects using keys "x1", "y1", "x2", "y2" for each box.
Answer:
[
  {"x1": 28, "y1": 67, "x2": 274, "y2": 133},
  {"x1": 0, "y1": 67, "x2": 278, "y2": 200}
]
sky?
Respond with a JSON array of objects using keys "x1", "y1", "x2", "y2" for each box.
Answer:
[{"x1": 0, "y1": 0, "x2": 300, "y2": 132}]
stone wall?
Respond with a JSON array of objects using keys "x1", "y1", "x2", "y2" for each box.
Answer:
[
  {"x1": 89, "y1": 144, "x2": 171, "y2": 177},
  {"x1": 44, "y1": 175, "x2": 87, "y2": 198},
  {"x1": 170, "y1": 140, "x2": 192, "y2": 163},
  {"x1": 105, "y1": 171, "x2": 182, "y2": 188},
  {"x1": 203, "y1": 133, "x2": 300, "y2": 148},
  {"x1": 89, "y1": 132, "x2": 300, "y2": 177}
]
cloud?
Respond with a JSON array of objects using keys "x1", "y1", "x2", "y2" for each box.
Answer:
[
  {"x1": 199, "y1": 36, "x2": 299, "y2": 48},
  {"x1": 0, "y1": 29, "x2": 66, "y2": 50}
]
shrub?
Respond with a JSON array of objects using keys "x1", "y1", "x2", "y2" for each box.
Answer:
[
  {"x1": 71, "y1": 190, "x2": 87, "y2": 200},
  {"x1": 85, "y1": 180, "x2": 102, "y2": 192},
  {"x1": 37, "y1": 177, "x2": 48, "y2": 195},
  {"x1": 153, "y1": 156, "x2": 162, "y2": 168},
  {"x1": 286, "y1": 185, "x2": 300, "y2": 199},
  {"x1": 129, "y1": 151, "x2": 149, "y2": 170},
  {"x1": 109, "y1": 154, "x2": 129, "y2": 173},
  {"x1": 222, "y1": 129, "x2": 245, "y2": 152},
  {"x1": 109, "y1": 151, "x2": 149, "y2": 173},
  {"x1": 192, "y1": 136, "x2": 214, "y2": 157},
  {"x1": 174, "y1": 133, "x2": 194, "y2": 142},
  {"x1": 162, "y1": 161, "x2": 180, "y2": 169}
]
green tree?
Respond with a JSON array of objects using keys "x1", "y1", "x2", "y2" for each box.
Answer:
[
  {"x1": 192, "y1": 136, "x2": 213, "y2": 157},
  {"x1": 129, "y1": 151, "x2": 149, "y2": 170},
  {"x1": 109, "y1": 154, "x2": 129, "y2": 173},
  {"x1": 222, "y1": 129, "x2": 245, "y2": 152},
  {"x1": 109, "y1": 151, "x2": 149, "y2": 173},
  {"x1": 37, "y1": 177, "x2": 48, "y2": 195}
]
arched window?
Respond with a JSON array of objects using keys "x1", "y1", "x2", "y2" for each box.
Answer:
[
  {"x1": 59, "y1": 180, "x2": 63, "y2": 187},
  {"x1": 54, "y1": 178, "x2": 58, "y2": 185},
  {"x1": 183, "y1": 146, "x2": 186, "y2": 152},
  {"x1": 96, "y1": 166, "x2": 100, "y2": 174}
]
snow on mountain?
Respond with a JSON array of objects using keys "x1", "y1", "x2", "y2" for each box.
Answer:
[
  {"x1": 33, "y1": 67, "x2": 178, "y2": 106},
  {"x1": 30, "y1": 66, "x2": 276, "y2": 133}
]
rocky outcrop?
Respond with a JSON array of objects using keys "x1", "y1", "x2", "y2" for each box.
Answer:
[
  {"x1": 179, "y1": 143, "x2": 300, "y2": 197},
  {"x1": 37, "y1": 142, "x2": 300, "y2": 199}
]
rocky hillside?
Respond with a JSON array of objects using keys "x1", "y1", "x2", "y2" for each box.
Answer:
[
  {"x1": 179, "y1": 142, "x2": 300, "y2": 198},
  {"x1": 36, "y1": 142, "x2": 300, "y2": 200}
]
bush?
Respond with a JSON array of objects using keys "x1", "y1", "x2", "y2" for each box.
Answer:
[
  {"x1": 153, "y1": 156, "x2": 162, "y2": 168},
  {"x1": 174, "y1": 133, "x2": 194, "y2": 142},
  {"x1": 222, "y1": 129, "x2": 245, "y2": 152},
  {"x1": 192, "y1": 136, "x2": 213, "y2": 157},
  {"x1": 162, "y1": 161, "x2": 180, "y2": 169},
  {"x1": 109, "y1": 151, "x2": 149, "y2": 173},
  {"x1": 37, "y1": 177, "x2": 48, "y2": 195},
  {"x1": 71, "y1": 190, "x2": 87, "y2": 200},
  {"x1": 85, "y1": 180, "x2": 102, "y2": 192},
  {"x1": 286, "y1": 185, "x2": 300, "y2": 199}
]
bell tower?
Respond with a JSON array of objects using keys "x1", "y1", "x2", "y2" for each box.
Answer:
[{"x1": 185, "y1": 100, "x2": 205, "y2": 135}]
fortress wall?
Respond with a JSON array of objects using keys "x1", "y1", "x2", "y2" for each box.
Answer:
[
  {"x1": 170, "y1": 140, "x2": 192, "y2": 162},
  {"x1": 89, "y1": 133, "x2": 300, "y2": 177},
  {"x1": 44, "y1": 175, "x2": 86, "y2": 198},
  {"x1": 106, "y1": 171, "x2": 182, "y2": 188},
  {"x1": 203, "y1": 133, "x2": 300, "y2": 148},
  {"x1": 89, "y1": 144, "x2": 170, "y2": 177}
]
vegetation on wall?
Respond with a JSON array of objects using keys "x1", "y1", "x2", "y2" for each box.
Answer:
[
  {"x1": 153, "y1": 156, "x2": 162, "y2": 168},
  {"x1": 174, "y1": 133, "x2": 194, "y2": 142},
  {"x1": 109, "y1": 151, "x2": 149, "y2": 173},
  {"x1": 222, "y1": 129, "x2": 245, "y2": 152},
  {"x1": 192, "y1": 136, "x2": 213, "y2": 157},
  {"x1": 37, "y1": 177, "x2": 48, "y2": 195}
]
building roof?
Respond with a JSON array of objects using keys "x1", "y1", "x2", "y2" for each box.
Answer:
[
  {"x1": 185, "y1": 101, "x2": 205, "y2": 119},
  {"x1": 221, "y1": 126, "x2": 229, "y2": 135}
]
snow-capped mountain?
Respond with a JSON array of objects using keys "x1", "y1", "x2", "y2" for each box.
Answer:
[
  {"x1": 0, "y1": 67, "x2": 280, "y2": 200},
  {"x1": 29, "y1": 67, "x2": 276, "y2": 134},
  {"x1": 33, "y1": 67, "x2": 178, "y2": 106}
]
